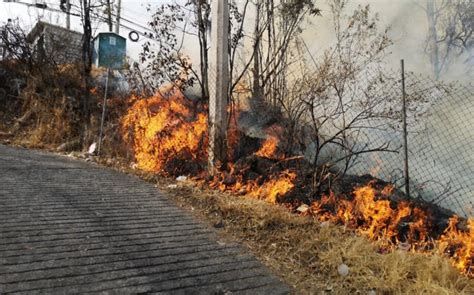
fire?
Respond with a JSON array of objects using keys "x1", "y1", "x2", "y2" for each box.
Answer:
[
  {"x1": 122, "y1": 88, "x2": 296, "y2": 204},
  {"x1": 121, "y1": 87, "x2": 472, "y2": 277},
  {"x1": 438, "y1": 216, "x2": 473, "y2": 274},
  {"x1": 311, "y1": 184, "x2": 428, "y2": 243},
  {"x1": 309, "y1": 183, "x2": 473, "y2": 276},
  {"x1": 255, "y1": 136, "x2": 279, "y2": 158},
  {"x1": 121, "y1": 88, "x2": 208, "y2": 174},
  {"x1": 209, "y1": 168, "x2": 296, "y2": 204},
  {"x1": 246, "y1": 170, "x2": 297, "y2": 204}
]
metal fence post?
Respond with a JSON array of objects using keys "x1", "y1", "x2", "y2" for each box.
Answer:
[
  {"x1": 97, "y1": 68, "x2": 110, "y2": 156},
  {"x1": 401, "y1": 60, "x2": 410, "y2": 198}
]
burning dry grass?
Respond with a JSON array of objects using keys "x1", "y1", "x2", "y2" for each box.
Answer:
[
  {"x1": 3, "y1": 75, "x2": 471, "y2": 292},
  {"x1": 255, "y1": 136, "x2": 280, "y2": 158},
  {"x1": 209, "y1": 162, "x2": 298, "y2": 205},
  {"x1": 308, "y1": 183, "x2": 473, "y2": 277},
  {"x1": 154, "y1": 178, "x2": 473, "y2": 294},
  {"x1": 121, "y1": 87, "x2": 473, "y2": 282},
  {"x1": 121, "y1": 88, "x2": 208, "y2": 174}
]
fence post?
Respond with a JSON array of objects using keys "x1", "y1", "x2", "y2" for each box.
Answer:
[
  {"x1": 401, "y1": 60, "x2": 410, "y2": 198},
  {"x1": 208, "y1": 0, "x2": 229, "y2": 175}
]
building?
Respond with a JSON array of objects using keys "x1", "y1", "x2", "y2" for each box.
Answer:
[{"x1": 26, "y1": 21, "x2": 83, "y2": 64}]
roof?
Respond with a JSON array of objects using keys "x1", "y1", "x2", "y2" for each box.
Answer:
[
  {"x1": 26, "y1": 21, "x2": 83, "y2": 43},
  {"x1": 93, "y1": 32, "x2": 126, "y2": 42}
]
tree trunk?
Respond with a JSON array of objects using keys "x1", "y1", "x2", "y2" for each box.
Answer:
[
  {"x1": 82, "y1": 0, "x2": 92, "y2": 76},
  {"x1": 252, "y1": 3, "x2": 264, "y2": 110},
  {"x1": 426, "y1": 0, "x2": 441, "y2": 79},
  {"x1": 196, "y1": 2, "x2": 209, "y2": 101},
  {"x1": 81, "y1": 0, "x2": 93, "y2": 146}
]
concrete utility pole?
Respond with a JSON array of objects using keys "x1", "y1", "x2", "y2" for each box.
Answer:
[
  {"x1": 115, "y1": 0, "x2": 121, "y2": 34},
  {"x1": 208, "y1": 0, "x2": 229, "y2": 174}
]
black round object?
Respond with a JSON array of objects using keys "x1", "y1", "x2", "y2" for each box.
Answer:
[{"x1": 128, "y1": 31, "x2": 139, "y2": 42}]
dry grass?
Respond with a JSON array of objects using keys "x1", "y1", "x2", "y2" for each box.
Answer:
[
  {"x1": 0, "y1": 62, "x2": 131, "y2": 157},
  {"x1": 140, "y1": 176, "x2": 474, "y2": 294}
]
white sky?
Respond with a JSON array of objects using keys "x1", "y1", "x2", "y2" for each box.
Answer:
[
  {"x1": 0, "y1": 1, "x2": 471, "y2": 82},
  {"x1": 0, "y1": 0, "x2": 411, "y2": 60}
]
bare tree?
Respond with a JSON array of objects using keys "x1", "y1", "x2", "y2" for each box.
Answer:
[
  {"x1": 193, "y1": 0, "x2": 211, "y2": 100},
  {"x1": 277, "y1": 0, "x2": 396, "y2": 193},
  {"x1": 0, "y1": 22, "x2": 34, "y2": 72},
  {"x1": 136, "y1": 1, "x2": 211, "y2": 98},
  {"x1": 231, "y1": 0, "x2": 320, "y2": 111},
  {"x1": 136, "y1": 0, "x2": 319, "y2": 102},
  {"x1": 78, "y1": 0, "x2": 113, "y2": 143},
  {"x1": 423, "y1": 0, "x2": 473, "y2": 79}
]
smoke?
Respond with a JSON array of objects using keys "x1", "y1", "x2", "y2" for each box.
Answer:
[
  {"x1": 145, "y1": 0, "x2": 473, "y2": 216},
  {"x1": 324, "y1": 77, "x2": 474, "y2": 218},
  {"x1": 302, "y1": 0, "x2": 472, "y2": 82},
  {"x1": 298, "y1": 0, "x2": 473, "y2": 217}
]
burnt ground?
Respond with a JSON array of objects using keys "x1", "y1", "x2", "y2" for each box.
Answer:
[{"x1": 0, "y1": 145, "x2": 290, "y2": 294}]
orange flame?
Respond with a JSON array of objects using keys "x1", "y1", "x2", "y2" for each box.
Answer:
[
  {"x1": 255, "y1": 136, "x2": 279, "y2": 158},
  {"x1": 121, "y1": 89, "x2": 208, "y2": 174},
  {"x1": 209, "y1": 168, "x2": 296, "y2": 204},
  {"x1": 121, "y1": 87, "x2": 472, "y2": 277},
  {"x1": 309, "y1": 183, "x2": 473, "y2": 276},
  {"x1": 122, "y1": 88, "x2": 297, "y2": 204},
  {"x1": 438, "y1": 216, "x2": 473, "y2": 274},
  {"x1": 246, "y1": 170, "x2": 297, "y2": 204}
]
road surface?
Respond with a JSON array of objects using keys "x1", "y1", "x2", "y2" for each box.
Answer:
[{"x1": 0, "y1": 145, "x2": 290, "y2": 294}]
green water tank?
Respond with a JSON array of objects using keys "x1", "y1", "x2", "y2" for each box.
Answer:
[{"x1": 93, "y1": 32, "x2": 126, "y2": 69}]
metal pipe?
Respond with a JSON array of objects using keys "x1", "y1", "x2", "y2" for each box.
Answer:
[{"x1": 97, "y1": 68, "x2": 110, "y2": 156}]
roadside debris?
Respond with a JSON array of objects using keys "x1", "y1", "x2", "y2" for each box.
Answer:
[
  {"x1": 296, "y1": 204, "x2": 310, "y2": 213},
  {"x1": 176, "y1": 176, "x2": 188, "y2": 182},
  {"x1": 337, "y1": 263, "x2": 350, "y2": 277},
  {"x1": 88, "y1": 142, "x2": 97, "y2": 155}
]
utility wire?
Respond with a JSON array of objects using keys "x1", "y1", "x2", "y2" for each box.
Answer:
[
  {"x1": 70, "y1": 4, "x2": 156, "y2": 41},
  {"x1": 6, "y1": 0, "x2": 82, "y2": 17},
  {"x1": 7, "y1": 1, "x2": 178, "y2": 43}
]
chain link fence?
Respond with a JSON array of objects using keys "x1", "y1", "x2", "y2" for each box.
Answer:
[{"x1": 345, "y1": 67, "x2": 474, "y2": 218}]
